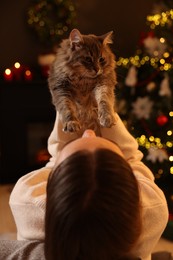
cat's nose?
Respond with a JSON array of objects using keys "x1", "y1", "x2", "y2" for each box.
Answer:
[
  {"x1": 82, "y1": 129, "x2": 96, "y2": 138},
  {"x1": 96, "y1": 69, "x2": 102, "y2": 76}
]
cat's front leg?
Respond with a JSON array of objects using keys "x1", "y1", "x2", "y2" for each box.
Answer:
[
  {"x1": 63, "y1": 119, "x2": 81, "y2": 133},
  {"x1": 60, "y1": 108, "x2": 81, "y2": 133},
  {"x1": 98, "y1": 103, "x2": 117, "y2": 128},
  {"x1": 95, "y1": 86, "x2": 118, "y2": 128}
]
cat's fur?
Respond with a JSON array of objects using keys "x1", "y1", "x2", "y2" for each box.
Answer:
[{"x1": 48, "y1": 29, "x2": 117, "y2": 133}]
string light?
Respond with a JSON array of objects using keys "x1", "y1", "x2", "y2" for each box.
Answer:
[
  {"x1": 160, "y1": 37, "x2": 165, "y2": 43},
  {"x1": 169, "y1": 111, "x2": 173, "y2": 117},
  {"x1": 167, "y1": 130, "x2": 172, "y2": 136},
  {"x1": 27, "y1": 0, "x2": 77, "y2": 46},
  {"x1": 147, "y1": 9, "x2": 173, "y2": 29},
  {"x1": 166, "y1": 142, "x2": 173, "y2": 148},
  {"x1": 170, "y1": 167, "x2": 173, "y2": 174},
  {"x1": 117, "y1": 55, "x2": 173, "y2": 71},
  {"x1": 117, "y1": 8, "x2": 173, "y2": 180},
  {"x1": 136, "y1": 134, "x2": 173, "y2": 149}
]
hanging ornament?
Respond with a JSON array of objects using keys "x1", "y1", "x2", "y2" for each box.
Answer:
[
  {"x1": 146, "y1": 81, "x2": 156, "y2": 92},
  {"x1": 146, "y1": 147, "x2": 168, "y2": 163},
  {"x1": 156, "y1": 115, "x2": 168, "y2": 126},
  {"x1": 139, "y1": 31, "x2": 155, "y2": 46},
  {"x1": 159, "y1": 73, "x2": 171, "y2": 97},
  {"x1": 125, "y1": 66, "x2": 138, "y2": 87},
  {"x1": 132, "y1": 96, "x2": 153, "y2": 119},
  {"x1": 143, "y1": 36, "x2": 167, "y2": 58}
]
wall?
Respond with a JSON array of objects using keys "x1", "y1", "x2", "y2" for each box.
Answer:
[{"x1": 0, "y1": 0, "x2": 155, "y2": 70}]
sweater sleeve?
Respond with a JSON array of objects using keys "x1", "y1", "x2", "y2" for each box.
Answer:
[
  {"x1": 100, "y1": 113, "x2": 154, "y2": 181},
  {"x1": 46, "y1": 111, "x2": 81, "y2": 168},
  {"x1": 9, "y1": 168, "x2": 51, "y2": 241},
  {"x1": 0, "y1": 240, "x2": 45, "y2": 260}
]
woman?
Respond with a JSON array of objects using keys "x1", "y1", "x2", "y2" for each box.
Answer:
[{"x1": 9, "y1": 112, "x2": 168, "y2": 260}]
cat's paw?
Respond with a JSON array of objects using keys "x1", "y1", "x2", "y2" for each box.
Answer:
[
  {"x1": 99, "y1": 112, "x2": 117, "y2": 128},
  {"x1": 63, "y1": 120, "x2": 81, "y2": 133}
]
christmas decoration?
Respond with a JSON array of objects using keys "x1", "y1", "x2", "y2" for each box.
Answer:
[
  {"x1": 3, "y1": 62, "x2": 33, "y2": 82},
  {"x1": 116, "y1": 0, "x2": 173, "y2": 228},
  {"x1": 156, "y1": 115, "x2": 168, "y2": 126},
  {"x1": 116, "y1": 0, "x2": 173, "y2": 220},
  {"x1": 4, "y1": 69, "x2": 13, "y2": 81},
  {"x1": 146, "y1": 147, "x2": 168, "y2": 163},
  {"x1": 27, "y1": 0, "x2": 77, "y2": 48},
  {"x1": 132, "y1": 97, "x2": 154, "y2": 119},
  {"x1": 143, "y1": 36, "x2": 167, "y2": 58},
  {"x1": 125, "y1": 66, "x2": 138, "y2": 87},
  {"x1": 159, "y1": 73, "x2": 171, "y2": 97}
]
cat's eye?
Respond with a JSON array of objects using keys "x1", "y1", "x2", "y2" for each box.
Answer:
[
  {"x1": 85, "y1": 56, "x2": 92, "y2": 63},
  {"x1": 99, "y1": 57, "x2": 105, "y2": 63}
]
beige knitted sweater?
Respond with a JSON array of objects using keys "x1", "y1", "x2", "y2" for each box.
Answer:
[{"x1": 9, "y1": 112, "x2": 168, "y2": 260}]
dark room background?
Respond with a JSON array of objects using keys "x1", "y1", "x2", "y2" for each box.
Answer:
[
  {"x1": 0, "y1": 0, "x2": 155, "y2": 70},
  {"x1": 1, "y1": 0, "x2": 157, "y2": 183}
]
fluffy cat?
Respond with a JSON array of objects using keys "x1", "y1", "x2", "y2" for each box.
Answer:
[{"x1": 48, "y1": 28, "x2": 117, "y2": 133}]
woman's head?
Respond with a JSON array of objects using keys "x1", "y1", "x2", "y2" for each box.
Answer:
[{"x1": 45, "y1": 130, "x2": 141, "y2": 260}]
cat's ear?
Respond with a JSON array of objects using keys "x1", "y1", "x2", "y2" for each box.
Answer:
[
  {"x1": 100, "y1": 31, "x2": 114, "y2": 45},
  {"x1": 69, "y1": 29, "x2": 83, "y2": 50}
]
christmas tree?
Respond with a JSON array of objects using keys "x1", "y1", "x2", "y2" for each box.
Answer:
[{"x1": 116, "y1": 0, "x2": 173, "y2": 216}]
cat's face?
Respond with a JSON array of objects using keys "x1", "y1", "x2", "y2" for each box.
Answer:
[{"x1": 68, "y1": 29, "x2": 115, "y2": 78}]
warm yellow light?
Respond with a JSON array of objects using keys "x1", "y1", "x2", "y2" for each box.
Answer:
[
  {"x1": 170, "y1": 167, "x2": 173, "y2": 174},
  {"x1": 160, "y1": 59, "x2": 165, "y2": 64},
  {"x1": 5, "y1": 68, "x2": 11, "y2": 75},
  {"x1": 166, "y1": 141, "x2": 173, "y2": 147},
  {"x1": 169, "y1": 156, "x2": 173, "y2": 162},
  {"x1": 155, "y1": 138, "x2": 161, "y2": 144},
  {"x1": 169, "y1": 111, "x2": 173, "y2": 117},
  {"x1": 160, "y1": 38, "x2": 165, "y2": 43},
  {"x1": 150, "y1": 24, "x2": 155, "y2": 29},
  {"x1": 167, "y1": 130, "x2": 172, "y2": 136},
  {"x1": 163, "y1": 52, "x2": 170, "y2": 58},
  {"x1": 157, "y1": 143, "x2": 163, "y2": 149},
  {"x1": 145, "y1": 142, "x2": 150, "y2": 149},
  {"x1": 14, "y1": 62, "x2": 20, "y2": 69},
  {"x1": 149, "y1": 136, "x2": 155, "y2": 142},
  {"x1": 164, "y1": 63, "x2": 171, "y2": 71},
  {"x1": 25, "y1": 70, "x2": 31, "y2": 76},
  {"x1": 144, "y1": 56, "x2": 150, "y2": 61},
  {"x1": 134, "y1": 55, "x2": 139, "y2": 61}
]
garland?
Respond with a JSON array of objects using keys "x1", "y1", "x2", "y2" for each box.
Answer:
[{"x1": 27, "y1": 0, "x2": 77, "y2": 47}]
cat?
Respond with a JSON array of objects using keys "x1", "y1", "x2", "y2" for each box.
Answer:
[{"x1": 48, "y1": 28, "x2": 117, "y2": 133}]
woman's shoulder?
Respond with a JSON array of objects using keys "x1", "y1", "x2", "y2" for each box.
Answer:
[
  {"x1": 135, "y1": 171, "x2": 168, "y2": 209},
  {"x1": 9, "y1": 167, "x2": 51, "y2": 206}
]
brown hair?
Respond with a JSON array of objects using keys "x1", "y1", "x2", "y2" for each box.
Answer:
[{"x1": 45, "y1": 149, "x2": 141, "y2": 260}]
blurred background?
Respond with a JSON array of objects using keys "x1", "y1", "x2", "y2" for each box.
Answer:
[
  {"x1": 0, "y1": 0, "x2": 173, "y2": 244},
  {"x1": 0, "y1": 0, "x2": 154, "y2": 69}
]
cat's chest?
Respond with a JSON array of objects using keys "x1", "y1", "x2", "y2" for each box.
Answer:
[
  {"x1": 74, "y1": 84, "x2": 95, "y2": 106},
  {"x1": 74, "y1": 88, "x2": 96, "y2": 107},
  {"x1": 71, "y1": 79, "x2": 97, "y2": 105}
]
